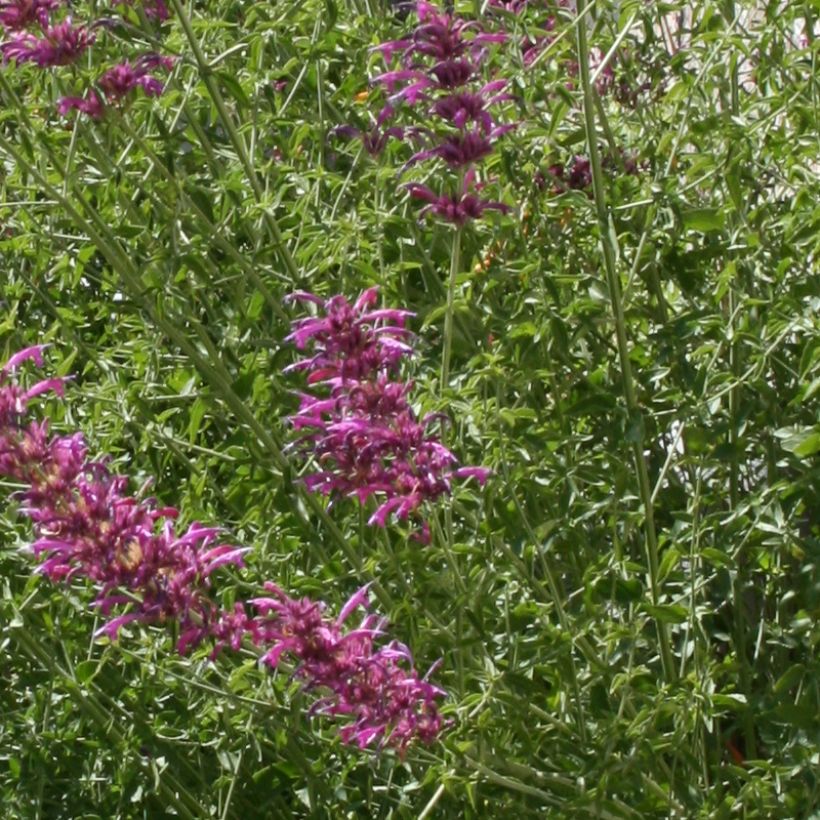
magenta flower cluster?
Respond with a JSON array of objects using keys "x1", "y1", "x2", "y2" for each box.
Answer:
[
  {"x1": 211, "y1": 585, "x2": 446, "y2": 751},
  {"x1": 285, "y1": 288, "x2": 490, "y2": 541},
  {"x1": 0, "y1": 0, "x2": 173, "y2": 118},
  {"x1": 0, "y1": 14, "x2": 95, "y2": 67},
  {"x1": 59, "y1": 53, "x2": 175, "y2": 119},
  {"x1": 330, "y1": 102, "x2": 423, "y2": 159},
  {"x1": 0, "y1": 0, "x2": 60, "y2": 31},
  {"x1": 0, "y1": 346, "x2": 445, "y2": 753},
  {"x1": 356, "y1": 0, "x2": 515, "y2": 226},
  {"x1": 112, "y1": 0, "x2": 170, "y2": 23}
]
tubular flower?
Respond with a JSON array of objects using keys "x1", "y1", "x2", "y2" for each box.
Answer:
[
  {"x1": 285, "y1": 289, "x2": 490, "y2": 538},
  {"x1": 58, "y1": 54, "x2": 174, "y2": 118},
  {"x1": 98, "y1": 53, "x2": 174, "y2": 100},
  {"x1": 430, "y1": 80, "x2": 511, "y2": 131},
  {"x1": 330, "y1": 104, "x2": 423, "y2": 158},
  {"x1": 57, "y1": 90, "x2": 104, "y2": 118},
  {"x1": 371, "y1": 1, "x2": 506, "y2": 104},
  {"x1": 0, "y1": 0, "x2": 60, "y2": 31},
  {"x1": 407, "y1": 180, "x2": 510, "y2": 226},
  {"x1": 545, "y1": 150, "x2": 638, "y2": 194},
  {"x1": 0, "y1": 347, "x2": 445, "y2": 752},
  {"x1": 407, "y1": 123, "x2": 515, "y2": 169},
  {"x1": 0, "y1": 347, "x2": 245, "y2": 649},
  {"x1": 374, "y1": 0, "x2": 506, "y2": 68},
  {"x1": 213, "y1": 583, "x2": 446, "y2": 753},
  {"x1": 0, "y1": 18, "x2": 94, "y2": 67}
]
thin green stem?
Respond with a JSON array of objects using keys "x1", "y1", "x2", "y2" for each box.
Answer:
[
  {"x1": 724, "y1": 0, "x2": 756, "y2": 760},
  {"x1": 574, "y1": 0, "x2": 676, "y2": 683},
  {"x1": 441, "y1": 227, "x2": 462, "y2": 391}
]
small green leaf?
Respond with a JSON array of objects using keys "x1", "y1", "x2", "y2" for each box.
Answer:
[
  {"x1": 775, "y1": 426, "x2": 820, "y2": 458},
  {"x1": 659, "y1": 547, "x2": 681, "y2": 582},
  {"x1": 683, "y1": 208, "x2": 725, "y2": 232},
  {"x1": 643, "y1": 603, "x2": 689, "y2": 623},
  {"x1": 774, "y1": 664, "x2": 805, "y2": 695}
]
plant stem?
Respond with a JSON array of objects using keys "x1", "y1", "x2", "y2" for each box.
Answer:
[
  {"x1": 441, "y1": 227, "x2": 462, "y2": 391},
  {"x1": 725, "y1": 0, "x2": 756, "y2": 760},
  {"x1": 574, "y1": 0, "x2": 676, "y2": 683}
]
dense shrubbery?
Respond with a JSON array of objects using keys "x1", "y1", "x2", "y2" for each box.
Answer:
[{"x1": 1, "y1": 0, "x2": 818, "y2": 816}]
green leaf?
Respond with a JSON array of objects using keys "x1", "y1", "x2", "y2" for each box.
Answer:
[
  {"x1": 775, "y1": 426, "x2": 820, "y2": 459},
  {"x1": 683, "y1": 208, "x2": 725, "y2": 232},
  {"x1": 642, "y1": 603, "x2": 689, "y2": 624}
]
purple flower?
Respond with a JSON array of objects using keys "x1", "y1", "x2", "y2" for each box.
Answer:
[
  {"x1": 214, "y1": 585, "x2": 447, "y2": 754},
  {"x1": 57, "y1": 90, "x2": 104, "y2": 119},
  {"x1": 406, "y1": 172, "x2": 510, "y2": 225},
  {"x1": 284, "y1": 287, "x2": 414, "y2": 383},
  {"x1": 371, "y1": 1, "x2": 507, "y2": 106},
  {"x1": 427, "y1": 57, "x2": 474, "y2": 89},
  {"x1": 98, "y1": 54, "x2": 173, "y2": 100},
  {"x1": 0, "y1": 352, "x2": 238, "y2": 647},
  {"x1": 567, "y1": 155, "x2": 592, "y2": 189},
  {"x1": 486, "y1": 0, "x2": 530, "y2": 12},
  {"x1": 286, "y1": 289, "x2": 491, "y2": 536},
  {"x1": 431, "y1": 80, "x2": 511, "y2": 131},
  {"x1": 0, "y1": 0, "x2": 60, "y2": 31},
  {"x1": 374, "y1": 1, "x2": 506, "y2": 67},
  {"x1": 1, "y1": 18, "x2": 94, "y2": 67},
  {"x1": 374, "y1": 59, "x2": 475, "y2": 105},
  {"x1": 408, "y1": 123, "x2": 514, "y2": 168},
  {"x1": 367, "y1": 2, "x2": 517, "y2": 221},
  {"x1": 331, "y1": 104, "x2": 421, "y2": 158},
  {"x1": 58, "y1": 53, "x2": 174, "y2": 118}
]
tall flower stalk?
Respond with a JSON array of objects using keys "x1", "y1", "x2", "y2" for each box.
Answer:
[
  {"x1": 0, "y1": 346, "x2": 446, "y2": 752},
  {"x1": 367, "y1": 1, "x2": 517, "y2": 392}
]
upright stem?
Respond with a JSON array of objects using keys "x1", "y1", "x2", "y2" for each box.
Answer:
[
  {"x1": 574, "y1": 1, "x2": 676, "y2": 683},
  {"x1": 725, "y1": 0, "x2": 756, "y2": 759},
  {"x1": 441, "y1": 227, "x2": 462, "y2": 391}
]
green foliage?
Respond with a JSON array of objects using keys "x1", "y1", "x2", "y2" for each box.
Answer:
[{"x1": 1, "y1": 0, "x2": 818, "y2": 816}]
